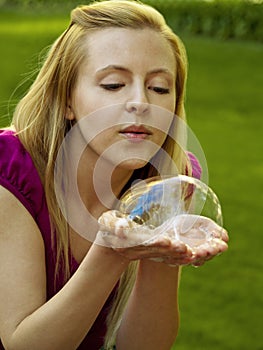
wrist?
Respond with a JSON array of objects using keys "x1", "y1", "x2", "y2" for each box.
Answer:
[
  {"x1": 139, "y1": 258, "x2": 180, "y2": 275},
  {"x1": 87, "y1": 243, "x2": 130, "y2": 269}
]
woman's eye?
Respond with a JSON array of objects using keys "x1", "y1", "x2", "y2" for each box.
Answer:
[
  {"x1": 100, "y1": 83, "x2": 125, "y2": 91},
  {"x1": 149, "y1": 86, "x2": 170, "y2": 94}
]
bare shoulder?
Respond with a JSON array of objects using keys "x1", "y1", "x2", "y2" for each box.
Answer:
[
  {"x1": 0, "y1": 185, "x2": 38, "y2": 229},
  {"x1": 0, "y1": 185, "x2": 46, "y2": 342}
]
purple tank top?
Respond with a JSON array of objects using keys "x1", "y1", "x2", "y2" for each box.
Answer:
[{"x1": 0, "y1": 129, "x2": 201, "y2": 349}]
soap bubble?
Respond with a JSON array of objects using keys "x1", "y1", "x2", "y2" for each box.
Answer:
[{"x1": 117, "y1": 175, "x2": 224, "y2": 249}]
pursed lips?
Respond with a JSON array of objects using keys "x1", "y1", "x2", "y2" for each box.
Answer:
[{"x1": 119, "y1": 125, "x2": 152, "y2": 141}]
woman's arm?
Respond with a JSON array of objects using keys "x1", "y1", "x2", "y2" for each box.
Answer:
[
  {"x1": 0, "y1": 186, "x2": 129, "y2": 350},
  {"x1": 116, "y1": 261, "x2": 180, "y2": 350}
]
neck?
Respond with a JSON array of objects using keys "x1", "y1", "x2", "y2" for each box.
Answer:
[{"x1": 77, "y1": 149, "x2": 133, "y2": 217}]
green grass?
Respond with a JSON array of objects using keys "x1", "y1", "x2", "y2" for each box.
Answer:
[
  {"x1": 0, "y1": 12, "x2": 69, "y2": 123},
  {"x1": 0, "y1": 11, "x2": 262, "y2": 350},
  {"x1": 174, "y1": 36, "x2": 263, "y2": 350}
]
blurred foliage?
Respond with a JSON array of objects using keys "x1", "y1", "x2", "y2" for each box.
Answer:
[
  {"x1": 0, "y1": 0, "x2": 263, "y2": 42},
  {"x1": 148, "y1": 0, "x2": 263, "y2": 42},
  {"x1": 0, "y1": 0, "x2": 262, "y2": 42}
]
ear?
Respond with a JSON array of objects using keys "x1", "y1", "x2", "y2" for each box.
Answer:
[{"x1": 65, "y1": 105, "x2": 75, "y2": 121}]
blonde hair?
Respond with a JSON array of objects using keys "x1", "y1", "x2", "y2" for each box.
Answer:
[{"x1": 12, "y1": 0, "x2": 189, "y2": 348}]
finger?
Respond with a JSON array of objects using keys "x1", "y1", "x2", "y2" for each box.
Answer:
[
  {"x1": 113, "y1": 239, "x2": 193, "y2": 262},
  {"x1": 144, "y1": 238, "x2": 192, "y2": 257},
  {"x1": 190, "y1": 239, "x2": 228, "y2": 266},
  {"x1": 209, "y1": 226, "x2": 229, "y2": 242},
  {"x1": 220, "y1": 229, "x2": 229, "y2": 243},
  {"x1": 212, "y1": 238, "x2": 228, "y2": 253}
]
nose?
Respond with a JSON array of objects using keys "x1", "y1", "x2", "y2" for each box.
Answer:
[{"x1": 125, "y1": 84, "x2": 149, "y2": 115}]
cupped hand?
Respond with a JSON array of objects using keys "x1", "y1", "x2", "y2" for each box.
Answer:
[{"x1": 97, "y1": 210, "x2": 229, "y2": 266}]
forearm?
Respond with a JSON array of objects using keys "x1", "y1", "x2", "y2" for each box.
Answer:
[
  {"x1": 6, "y1": 245, "x2": 128, "y2": 350},
  {"x1": 116, "y1": 260, "x2": 181, "y2": 350}
]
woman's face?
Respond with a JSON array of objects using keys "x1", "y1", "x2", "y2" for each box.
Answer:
[{"x1": 69, "y1": 28, "x2": 176, "y2": 170}]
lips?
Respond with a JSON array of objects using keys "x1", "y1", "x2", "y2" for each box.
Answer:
[{"x1": 120, "y1": 125, "x2": 152, "y2": 141}]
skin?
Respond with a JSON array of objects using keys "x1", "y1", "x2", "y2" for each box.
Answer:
[
  {"x1": 68, "y1": 28, "x2": 176, "y2": 170},
  {"x1": 0, "y1": 28, "x2": 228, "y2": 350}
]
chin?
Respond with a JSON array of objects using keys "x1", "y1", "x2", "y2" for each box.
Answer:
[{"x1": 118, "y1": 158, "x2": 148, "y2": 170}]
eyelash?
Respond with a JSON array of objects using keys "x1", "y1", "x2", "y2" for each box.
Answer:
[
  {"x1": 100, "y1": 84, "x2": 170, "y2": 95},
  {"x1": 100, "y1": 83, "x2": 125, "y2": 91},
  {"x1": 149, "y1": 86, "x2": 170, "y2": 94}
]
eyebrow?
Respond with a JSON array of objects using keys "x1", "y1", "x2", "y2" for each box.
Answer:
[
  {"x1": 96, "y1": 65, "x2": 174, "y2": 77},
  {"x1": 148, "y1": 68, "x2": 174, "y2": 77},
  {"x1": 96, "y1": 65, "x2": 131, "y2": 74}
]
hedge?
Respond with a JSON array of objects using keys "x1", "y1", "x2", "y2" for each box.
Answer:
[
  {"x1": 0, "y1": 0, "x2": 262, "y2": 42},
  {"x1": 146, "y1": 0, "x2": 263, "y2": 42}
]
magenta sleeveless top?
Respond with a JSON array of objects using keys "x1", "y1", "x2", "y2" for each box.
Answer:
[
  {"x1": 0, "y1": 130, "x2": 116, "y2": 349},
  {"x1": 0, "y1": 129, "x2": 201, "y2": 349}
]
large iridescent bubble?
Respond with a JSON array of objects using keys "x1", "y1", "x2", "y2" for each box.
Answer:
[
  {"x1": 120, "y1": 175, "x2": 223, "y2": 227},
  {"x1": 98, "y1": 175, "x2": 224, "y2": 249}
]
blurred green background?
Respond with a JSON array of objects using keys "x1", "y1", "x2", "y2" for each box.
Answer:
[{"x1": 0, "y1": 0, "x2": 262, "y2": 349}]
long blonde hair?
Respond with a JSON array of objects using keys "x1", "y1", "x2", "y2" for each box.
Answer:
[{"x1": 12, "y1": 0, "x2": 189, "y2": 348}]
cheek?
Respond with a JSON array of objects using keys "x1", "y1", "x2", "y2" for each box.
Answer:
[
  {"x1": 150, "y1": 107, "x2": 175, "y2": 138},
  {"x1": 73, "y1": 95, "x2": 123, "y2": 126},
  {"x1": 71, "y1": 87, "x2": 100, "y2": 120},
  {"x1": 153, "y1": 91, "x2": 176, "y2": 112},
  {"x1": 86, "y1": 127, "x2": 117, "y2": 152}
]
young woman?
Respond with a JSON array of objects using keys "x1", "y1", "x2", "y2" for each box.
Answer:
[{"x1": 0, "y1": 1, "x2": 228, "y2": 349}]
